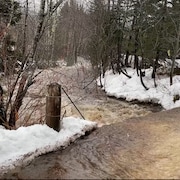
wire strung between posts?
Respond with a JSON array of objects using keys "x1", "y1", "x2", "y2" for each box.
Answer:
[
  {"x1": 46, "y1": 115, "x2": 61, "y2": 118},
  {"x1": 62, "y1": 87, "x2": 85, "y2": 120}
]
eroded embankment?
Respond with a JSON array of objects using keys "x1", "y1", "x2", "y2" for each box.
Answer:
[{"x1": 3, "y1": 107, "x2": 180, "y2": 179}]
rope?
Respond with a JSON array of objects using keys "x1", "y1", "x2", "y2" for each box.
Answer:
[
  {"x1": 46, "y1": 115, "x2": 61, "y2": 118},
  {"x1": 61, "y1": 110, "x2": 66, "y2": 121},
  {"x1": 62, "y1": 87, "x2": 85, "y2": 120}
]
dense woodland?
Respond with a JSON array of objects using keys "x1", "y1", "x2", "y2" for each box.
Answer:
[
  {"x1": 88, "y1": 0, "x2": 180, "y2": 88},
  {"x1": 0, "y1": 0, "x2": 180, "y2": 128}
]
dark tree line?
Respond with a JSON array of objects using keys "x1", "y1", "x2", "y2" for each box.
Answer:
[{"x1": 88, "y1": 0, "x2": 180, "y2": 87}]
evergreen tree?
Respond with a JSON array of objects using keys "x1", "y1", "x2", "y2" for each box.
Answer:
[{"x1": 0, "y1": 0, "x2": 21, "y2": 26}]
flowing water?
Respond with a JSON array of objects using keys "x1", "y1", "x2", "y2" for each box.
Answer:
[
  {"x1": 16, "y1": 58, "x2": 161, "y2": 127},
  {"x1": 3, "y1": 108, "x2": 180, "y2": 179},
  {"x1": 3, "y1": 59, "x2": 172, "y2": 179},
  {"x1": 2, "y1": 90, "x2": 164, "y2": 179},
  {"x1": 65, "y1": 95, "x2": 161, "y2": 126}
]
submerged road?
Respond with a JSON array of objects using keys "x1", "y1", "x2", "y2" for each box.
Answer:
[{"x1": 2, "y1": 107, "x2": 180, "y2": 179}]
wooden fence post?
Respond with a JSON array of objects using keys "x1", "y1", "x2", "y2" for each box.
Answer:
[{"x1": 46, "y1": 83, "x2": 61, "y2": 132}]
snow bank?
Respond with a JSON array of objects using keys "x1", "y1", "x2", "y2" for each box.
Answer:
[
  {"x1": 97, "y1": 68, "x2": 180, "y2": 110},
  {"x1": 0, "y1": 117, "x2": 97, "y2": 175}
]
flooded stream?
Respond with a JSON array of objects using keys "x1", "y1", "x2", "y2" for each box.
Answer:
[
  {"x1": 16, "y1": 58, "x2": 161, "y2": 127},
  {"x1": 3, "y1": 108, "x2": 180, "y2": 179},
  {"x1": 2, "y1": 59, "x2": 170, "y2": 179},
  {"x1": 65, "y1": 94, "x2": 162, "y2": 126},
  {"x1": 2, "y1": 89, "x2": 164, "y2": 179}
]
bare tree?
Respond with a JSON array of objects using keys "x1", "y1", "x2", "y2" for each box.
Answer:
[
  {"x1": 5, "y1": 0, "x2": 65, "y2": 128},
  {"x1": 170, "y1": 24, "x2": 180, "y2": 85}
]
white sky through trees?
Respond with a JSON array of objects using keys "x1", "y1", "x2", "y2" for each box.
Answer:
[{"x1": 17, "y1": 0, "x2": 91, "y2": 11}]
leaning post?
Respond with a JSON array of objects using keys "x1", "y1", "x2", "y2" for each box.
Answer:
[{"x1": 46, "y1": 83, "x2": 61, "y2": 132}]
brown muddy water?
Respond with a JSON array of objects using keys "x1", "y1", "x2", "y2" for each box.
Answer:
[
  {"x1": 3, "y1": 59, "x2": 177, "y2": 179},
  {"x1": 3, "y1": 108, "x2": 180, "y2": 179},
  {"x1": 1, "y1": 93, "x2": 164, "y2": 179},
  {"x1": 62, "y1": 92, "x2": 162, "y2": 127}
]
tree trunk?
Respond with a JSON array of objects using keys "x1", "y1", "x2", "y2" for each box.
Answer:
[
  {"x1": 170, "y1": 24, "x2": 180, "y2": 85},
  {"x1": 139, "y1": 62, "x2": 149, "y2": 90},
  {"x1": 152, "y1": 50, "x2": 159, "y2": 87},
  {"x1": 125, "y1": 14, "x2": 136, "y2": 67},
  {"x1": 9, "y1": 73, "x2": 28, "y2": 127}
]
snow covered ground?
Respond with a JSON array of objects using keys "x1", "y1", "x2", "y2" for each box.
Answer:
[
  {"x1": 0, "y1": 117, "x2": 97, "y2": 175},
  {"x1": 97, "y1": 67, "x2": 180, "y2": 110}
]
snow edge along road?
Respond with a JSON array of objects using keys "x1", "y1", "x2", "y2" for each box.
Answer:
[{"x1": 0, "y1": 117, "x2": 97, "y2": 176}]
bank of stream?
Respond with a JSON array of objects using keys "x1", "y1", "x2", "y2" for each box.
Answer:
[
  {"x1": 2, "y1": 60, "x2": 170, "y2": 179},
  {"x1": 3, "y1": 107, "x2": 180, "y2": 179},
  {"x1": 2, "y1": 88, "x2": 164, "y2": 179}
]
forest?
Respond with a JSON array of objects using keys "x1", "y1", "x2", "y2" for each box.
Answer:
[{"x1": 0, "y1": 0, "x2": 180, "y2": 128}]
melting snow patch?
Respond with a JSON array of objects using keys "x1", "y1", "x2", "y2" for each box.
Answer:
[
  {"x1": 0, "y1": 117, "x2": 97, "y2": 175},
  {"x1": 98, "y1": 68, "x2": 180, "y2": 110}
]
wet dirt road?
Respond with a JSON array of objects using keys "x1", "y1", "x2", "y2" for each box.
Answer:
[{"x1": 3, "y1": 107, "x2": 180, "y2": 179}]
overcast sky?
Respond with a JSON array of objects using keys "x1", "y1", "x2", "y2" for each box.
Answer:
[{"x1": 18, "y1": 0, "x2": 91, "y2": 11}]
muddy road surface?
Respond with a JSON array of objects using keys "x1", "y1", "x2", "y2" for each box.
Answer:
[{"x1": 3, "y1": 108, "x2": 180, "y2": 179}]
